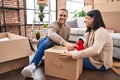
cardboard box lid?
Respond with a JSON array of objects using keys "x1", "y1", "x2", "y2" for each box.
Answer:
[
  {"x1": 0, "y1": 32, "x2": 26, "y2": 40},
  {"x1": 45, "y1": 46, "x2": 68, "y2": 54}
]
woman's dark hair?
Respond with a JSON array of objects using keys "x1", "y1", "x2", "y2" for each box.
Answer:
[{"x1": 86, "y1": 9, "x2": 106, "y2": 32}]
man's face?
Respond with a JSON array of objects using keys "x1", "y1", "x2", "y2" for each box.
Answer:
[{"x1": 58, "y1": 10, "x2": 68, "y2": 24}]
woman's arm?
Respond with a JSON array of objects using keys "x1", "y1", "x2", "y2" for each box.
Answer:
[{"x1": 72, "y1": 29, "x2": 107, "y2": 59}]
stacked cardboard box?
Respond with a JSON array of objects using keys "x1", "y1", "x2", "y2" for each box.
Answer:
[{"x1": 94, "y1": 2, "x2": 120, "y2": 32}]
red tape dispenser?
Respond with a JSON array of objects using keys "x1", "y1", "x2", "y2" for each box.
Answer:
[{"x1": 76, "y1": 38, "x2": 84, "y2": 51}]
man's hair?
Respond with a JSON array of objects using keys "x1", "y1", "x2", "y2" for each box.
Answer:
[{"x1": 59, "y1": 8, "x2": 68, "y2": 14}]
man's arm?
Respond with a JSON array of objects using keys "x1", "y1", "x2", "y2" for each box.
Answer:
[
  {"x1": 47, "y1": 25, "x2": 65, "y2": 45},
  {"x1": 47, "y1": 24, "x2": 77, "y2": 51}
]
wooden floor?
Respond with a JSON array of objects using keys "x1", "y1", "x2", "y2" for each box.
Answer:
[
  {"x1": 0, "y1": 65, "x2": 120, "y2": 80},
  {"x1": 0, "y1": 42, "x2": 120, "y2": 80}
]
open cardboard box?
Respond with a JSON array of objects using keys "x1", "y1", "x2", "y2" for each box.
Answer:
[
  {"x1": 45, "y1": 46, "x2": 83, "y2": 80},
  {"x1": 0, "y1": 32, "x2": 33, "y2": 74}
]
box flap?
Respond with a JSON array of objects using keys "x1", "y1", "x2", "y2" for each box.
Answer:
[
  {"x1": 7, "y1": 32, "x2": 26, "y2": 40},
  {"x1": 45, "y1": 46, "x2": 68, "y2": 54}
]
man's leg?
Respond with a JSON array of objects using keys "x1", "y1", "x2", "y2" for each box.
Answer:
[
  {"x1": 37, "y1": 37, "x2": 47, "y2": 49},
  {"x1": 31, "y1": 36, "x2": 54, "y2": 67},
  {"x1": 21, "y1": 36, "x2": 54, "y2": 77}
]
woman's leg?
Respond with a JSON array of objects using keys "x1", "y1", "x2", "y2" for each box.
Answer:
[
  {"x1": 31, "y1": 36, "x2": 54, "y2": 67},
  {"x1": 83, "y1": 58, "x2": 106, "y2": 71}
]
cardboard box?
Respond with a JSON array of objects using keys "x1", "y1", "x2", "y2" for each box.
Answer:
[
  {"x1": 0, "y1": 32, "x2": 32, "y2": 63},
  {"x1": 94, "y1": 2, "x2": 120, "y2": 32},
  {"x1": 0, "y1": 56, "x2": 29, "y2": 74},
  {"x1": 45, "y1": 46, "x2": 83, "y2": 80},
  {"x1": 0, "y1": 32, "x2": 33, "y2": 74}
]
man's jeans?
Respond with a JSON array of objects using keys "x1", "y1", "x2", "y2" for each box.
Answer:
[{"x1": 31, "y1": 36, "x2": 54, "y2": 67}]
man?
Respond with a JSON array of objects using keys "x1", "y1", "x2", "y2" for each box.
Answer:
[{"x1": 21, "y1": 9, "x2": 77, "y2": 77}]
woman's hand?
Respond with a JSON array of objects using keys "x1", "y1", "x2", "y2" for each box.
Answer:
[{"x1": 59, "y1": 51, "x2": 74, "y2": 62}]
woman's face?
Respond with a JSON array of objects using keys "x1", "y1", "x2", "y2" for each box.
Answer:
[{"x1": 84, "y1": 15, "x2": 94, "y2": 28}]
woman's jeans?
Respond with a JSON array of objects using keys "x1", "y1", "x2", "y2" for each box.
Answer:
[
  {"x1": 30, "y1": 36, "x2": 54, "y2": 67},
  {"x1": 83, "y1": 58, "x2": 106, "y2": 71}
]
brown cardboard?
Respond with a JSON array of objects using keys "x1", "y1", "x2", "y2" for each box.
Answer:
[
  {"x1": 0, "y1": 32, "x2": 32, "y2": 63},
  {"x1": 0, "y1": 57, "x2": 29, "y2": 74},
  {"x1": 94, "y1": 2, "x2": 120, "y2": 32},
  {"x1": 45, "y1": 46, "x2": 83, "y2": 80},
  {"x1": 94, "y1": 2, "x2": 120, "y2": 12},
  {"x1": 101, "y1": 12, "x2": 120, "y2": 33}
]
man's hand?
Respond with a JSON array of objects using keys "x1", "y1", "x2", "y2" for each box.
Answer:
[{"x1": 62, "y1": 41, "x2": 78, "y2": 51}]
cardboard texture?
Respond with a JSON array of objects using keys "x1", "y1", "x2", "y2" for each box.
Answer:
[
  {"x1": 0, "y1": 32, "x2": 33, "y2": 74},
  {"x1": 0, "y1": 32, "x2": 32, "y2": 63},
  {"x1": 45, "y1": 46, "x2": 83, "y2": 80},
  {"x1": 94, "y1": 2, "x2": 120, "y2": 12},
  {"x1": 94, "y1": 2, "x2": 120, "y2": 32},
  {"x1": 0, "y1": 57, "x2": 29, "y2": 74}
]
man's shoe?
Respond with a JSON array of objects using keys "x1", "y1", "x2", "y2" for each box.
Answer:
[{"x1": 21, "y1": 63, "x2": 36, "y2": 77}]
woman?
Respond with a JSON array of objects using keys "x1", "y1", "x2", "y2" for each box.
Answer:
[{"x1": 60, "y1": 9, "x2": 113, "y2": 71}]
